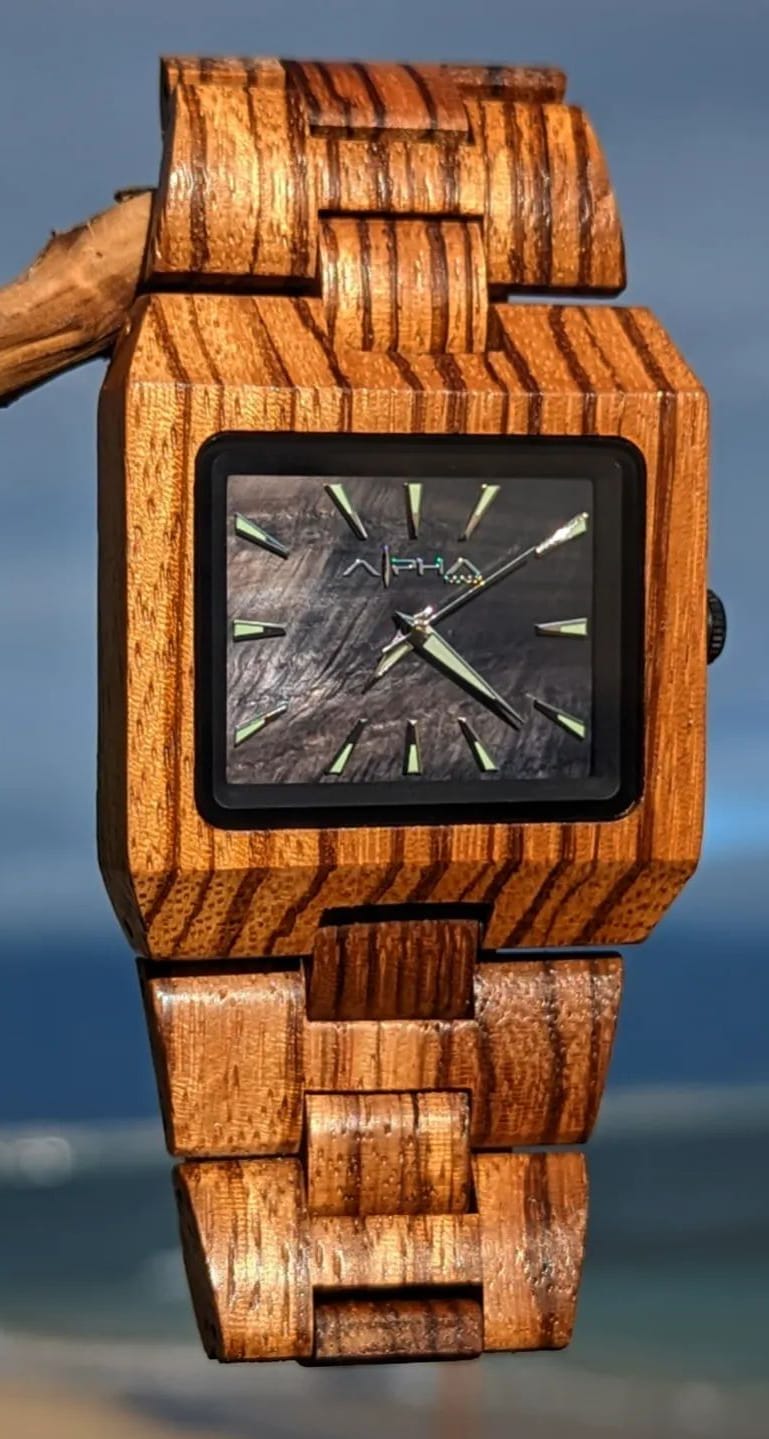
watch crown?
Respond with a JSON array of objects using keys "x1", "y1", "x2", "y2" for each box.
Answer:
[{"x1": 707, "y1": 589, "x2": 727, "y2": 664}]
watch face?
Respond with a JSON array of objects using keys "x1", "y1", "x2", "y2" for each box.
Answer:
[{"x1": 196, "y1": 435, "x2": 644, "y2": 828}]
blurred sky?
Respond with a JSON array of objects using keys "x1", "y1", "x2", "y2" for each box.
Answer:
[{"x1": 0, "y1": 2, "x2": 768, "y2": 1110}]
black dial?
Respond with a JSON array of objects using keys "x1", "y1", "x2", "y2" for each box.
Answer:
[{"x1": 196, "y1": 434, "x2": 645, "y2": 828}]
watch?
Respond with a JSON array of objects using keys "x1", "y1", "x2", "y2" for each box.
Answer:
[{"x1": 98, "y1": 55, "x2": 713, "y2": 1364}]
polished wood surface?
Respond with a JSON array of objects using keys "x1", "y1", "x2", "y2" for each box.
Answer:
[
  {"x1": 141, "y1": 950, "x2": 622, "y2": 1157},
  {"x1": 98, "y1": 54, "x2": 709, "y2": 1365},
  {"x1": 160, "y1": 57, "x2": 568, "y2": 110},
  {"x1": 144, "y1": 927, "x2": 618, "y2": 1359},
  {"x1": 305, "y1": 1091, "x2": 472, "y2": 1215},
  {"x1": 141, "y1": 964, "x2": 305, "y2": 1156},
  {"x1": 307, "y1": 918, "x2": 479, "y2": 1020},
  {"x1": 147, "y1": 56, "x2": 624, "y2": 293},
  {"x1": 319, "y1": 217, "x2": 489, "y2": 353},
  {"x1": 175, "y1": 1151, "x2": 586, "y2": 1360},
  {"x1": 475, "y1": 1151, "x2": 587, "y2": 1351},
  {"x1": 99, "y1": 295, "x2": 707, "y2": 959}
]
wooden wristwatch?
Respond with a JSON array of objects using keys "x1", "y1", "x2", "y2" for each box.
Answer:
[{"x1": 98, "y1": 56, "x2": 710, "y2": 1364}]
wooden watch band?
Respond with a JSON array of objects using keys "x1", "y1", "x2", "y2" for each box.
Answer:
[
  {"x1": 141, "y1": 921, "x2": 622, "y2": 1362},
  {"x1": 146, "y1": 55, "x2": 625, "y2": 310},
  {"x1": 108, "y1": 54, "x2": 702, "y2": 1364}
]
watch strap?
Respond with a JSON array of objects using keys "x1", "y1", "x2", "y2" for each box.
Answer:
[
  {"x1": 141, "y1": 923, "x2": 621, "y2": 1361},
  {"x1": 145, "y1": 56, "x2": 625, "y2": 314},
  {"x1": 136, "y1": 54, "x2": 628, "y2": 1364}
]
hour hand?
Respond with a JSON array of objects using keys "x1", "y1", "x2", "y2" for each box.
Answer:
[
  {"x1": 370, "y1": 614, "x2": 424, "y2": 682},
  {"x1": 398, "y1": 614, "x2": 523, "y2": 730}
]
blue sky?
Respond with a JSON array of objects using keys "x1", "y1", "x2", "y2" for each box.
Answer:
[{"x1": 1, "y1": 0, "x2": 767, "y2": 956}]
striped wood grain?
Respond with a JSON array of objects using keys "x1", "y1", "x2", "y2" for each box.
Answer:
[
  {"x1": 99, "y1": 296, "x2": 707, "y2": 960},
  {"x1": 319, "y1": 216, "x2": 489, "y2": 352},
  {"x1": 146, "y1": 58, "x2": 624, "y2": 293},
  {"x1": 307, "y1": 918, "x2": 479, "y2": 1020},
  {"x1": 305, "y1": 1091, "x2": 472, "y2": 1216},
  {"x1": 174, "y1": 1151, "x2": 585, "y2": 1359},
  {"x1": 141, "y1": 953, "x2": 622, "y2": 1156}
]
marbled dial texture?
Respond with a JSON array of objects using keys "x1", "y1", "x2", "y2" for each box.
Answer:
[{"x1": 225, "y1": 474, "x2": 593, "y2": 786}]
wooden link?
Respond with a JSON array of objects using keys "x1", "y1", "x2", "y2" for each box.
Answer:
[
  {"x1": 140, "y1": 964, "x2": 304, "y2": 1157},
  {"x1": 173, "y1": 1152, "x2": 588, "y2": 1359},
  {"x1": 309, "y1": 1213, "x2": 482, "y2": 1290},
  {"x1": 432, "y1": 63, "x2": 566, "y2": 102},
  {"x1": 320, "y1": 217, "x2": 488, "y2": 353},
  {"x1": 313, "y1": 133, "x2": 486, "y2": 219},
  {"x1": 146, "y1": 56, "x2": 625, "y2": 295},
  {"x1": 305, "y1": 1092, "x2": 471, "y2": 1215},
  {"x1": 142, "y1": 955, "x2": 621, "y2": 1155},
  {"x1": 471, "y1": 956, "x2": 623, "y2": 1146},
  {"x1": 304, "y1": 1017, "x2": 480, "y2": 1097},
  {"x1": 464, "y1": 96, "x2": 625, "y2": 290},
  {"x1": 312, "y1": 1294, "x2": 483, "y2": 1362},
  {"x1": 161, "y1": 57, "x2": 567, "y2": 108},
  {"x1": 474, "y1": 1152, "x2": 587, "y2": 1351},
  {"x1": 283, "y1": 60, "x2": 470, "y2": 136},
  {"x1": 148, "y1": 80, "x2": 317, "y2": 281},
  {"x1": 149, "y1": 934, "x2": 606, "y2": 1358},
  {"x1": 307, "y1": 917, "x2": 478, "y2": 1020},
  {"x1": 175, "y1": 1158, "x2": 313, "y2": 1360}
]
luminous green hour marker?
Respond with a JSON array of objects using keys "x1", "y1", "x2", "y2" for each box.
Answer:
[
  {"x1": 232, "y1": 619, "x2": 286, "y2": 642},
  {"x1": 535, "y1": 617, "x2": 589, "y2": 638},
  {"x1": 234, "y1": 703, "x2": 287, "y2": 747},
  {"x1": 325, "y1": 718, "x2": 367, "y2": 776},
  {"x1": 325, "y1": 482, "x2": 367, "y2": 540},
  {"x1": 529, "y1": 695, "x2": 587, "y2": 741},
  {"x1": 403, "y1": 720, "x2": 422, "y2": 776},
  {"x1": 404, "y1": 482, "x2": 423, "y2": 538},
  {"x1": 234, "y1": 513, "x2": 288, "y2": 559},
  {"x1": 459, "y1": 483, "x2": 500, "y2": 541},
  {"x1": 458, "y1": 717, "x2": 498, "y2": 772}
]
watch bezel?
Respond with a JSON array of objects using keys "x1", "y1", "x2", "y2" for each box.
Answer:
[{"x1": 195, "y1": 432, "x2": 645, "y2": 831}]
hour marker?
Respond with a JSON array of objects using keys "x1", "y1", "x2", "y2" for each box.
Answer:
[
  {"x1": 325, "y1": 719, "x2": 367, "y2": 776},
  {"x1": 403, "y1": 720, "x2": 422, "y2": 776},
  {"x1": 325, "y1": 482, "x2": 367, "y2": 539},
  {"x1": 535, "y1": 511, "x2": 589, "y2": 556},
  {"x1": 529, "y1": 695, "x2": 587, "y2": 741},
  {"x1": 458, "y1": 718, "x2": 498, "y2": 773},
  {"x1": 232, "y1": 619, "x2": 286, "y2": 642},
  {"x1": 460, "y1": 484, "x2": 500, "y2": 541},
  {"x1": 234, "y1": 703, "x2": 287, "y2": 747},
  {"x1": 535, "y1": 617, "x2": 589, "y2": 638},
  {"x1": 404, "y1": 482, "x2": 423, "y2": 539},
  {"x1": 234, "y1": 513, "x2": 288, "y2": 559}
]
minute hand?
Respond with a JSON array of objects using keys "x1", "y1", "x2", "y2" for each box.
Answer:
[
  {"x1": 373, "y1": 511, "x2": 589, "y2": 682},
  {"x1": 399, "y1": 621, "x2": 524, "y2": 729}
]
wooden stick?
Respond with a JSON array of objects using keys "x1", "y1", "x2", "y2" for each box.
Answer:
[{"x1": 0, "y1": 191, "x2": 151, "y2": 406}]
